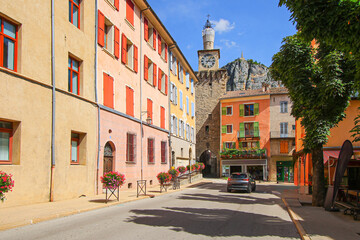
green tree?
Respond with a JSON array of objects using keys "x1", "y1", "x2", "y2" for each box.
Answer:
[
  {"x1": 270, "y1": 34, "x2": 356, "y2": 206},
  {"x1": 279, "y1": 0, "x2": 360, "y2": 80}
]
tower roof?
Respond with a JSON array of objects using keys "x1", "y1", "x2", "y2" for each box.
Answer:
[{"x1": 204, "y1": 15, "x2": 213, "y2": 29}]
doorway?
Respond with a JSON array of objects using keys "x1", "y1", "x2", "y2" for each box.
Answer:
[{"x1": 103, "y1": 142, "x2": 115, "y2": 175}]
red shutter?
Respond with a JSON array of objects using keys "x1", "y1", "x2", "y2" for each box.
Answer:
[
  {"x1": 165, "y1": 43, "x2": 168, "y2": 62},
  {"x1": 158, "y1": 34, "x2": 161, "y2": 55},
  {"x1": 126, "y1": 0, "x2": 134, "y2": 26},
  {"x1": 153, "y1": 29, "x2": 156, "y2": 50},
  {"x1": 133, "y1": 45, "x2": 138, "y2": 73},
  {"x1": 126, "y1": 86, "x2": 134, "y2": 117},
  {"x1": 114, "y1": 0, "x2": 119, "y2": 11},
  {"x1": 103, "y1": 73, "x2": 114, "y2": 109},
  {"x1": 147, "y1": 99, "x2": 153, "y2": 120},
  {"x1": 121, "y1": 33, "x2": 127, "y2": 64},
  {"x1": 165, "y1": 74, "x2": 168, "y2": 95},
  {"x1": 114, "y1": 26, "x2": 120, "y2": 59},
  {"x1": 144, "y1": 18, "x2": 149, "y2": 41},
  {"x1": 153, "y1": 63, "x2": 157, "y2": 87},
  {"x1": 158, "y1": 68, "x2": 162, "y2": 91},
  {"x1": 98, "y1": 10, "x2": 105, "y2": 47},
  {"x1": 144, "y1": 55, "x2": 148, "y2": 81}
]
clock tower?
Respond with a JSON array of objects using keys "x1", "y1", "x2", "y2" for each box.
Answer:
[
  {"x1": 195, "y1": 16, "x2": 228, "y2": 177},
  {"x1": 198, "y1": 18, "x2": 220, "y2": 71}
]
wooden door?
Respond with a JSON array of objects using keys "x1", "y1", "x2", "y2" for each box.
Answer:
[{"x1": 103, "y1": 157, "x2": 113, "y2": 175}]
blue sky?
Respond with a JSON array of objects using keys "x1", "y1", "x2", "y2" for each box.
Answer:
[{"x1": 147, "y1": 0, "x2": 297, "y2": 70}]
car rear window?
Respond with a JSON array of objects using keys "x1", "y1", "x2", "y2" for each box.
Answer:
[{"x1": 231, "y1": 173, "x2": 247, "y2": 179}]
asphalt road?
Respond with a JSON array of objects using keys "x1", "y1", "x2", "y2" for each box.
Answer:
[{"x1": 0, "y1": 180, "x2": 300, "y2": 240}]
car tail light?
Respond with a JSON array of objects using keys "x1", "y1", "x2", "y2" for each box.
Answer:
[
  {"x1": 242, "y1": 179, "x2": 249, "y2": 181},
  {"x1": 228, "y1": 178, "x2": 232, "y2": 181}
]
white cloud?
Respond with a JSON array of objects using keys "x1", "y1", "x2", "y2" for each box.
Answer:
[
  {"x1": 186, "y1": 44, "x2": 192, "y2": 49},
  {"x1": 220, "y1": 39, "x2": 239, "y2": 48},
  {"x1": 211, "y1": 19, "x2": 235, "y2": 34}
]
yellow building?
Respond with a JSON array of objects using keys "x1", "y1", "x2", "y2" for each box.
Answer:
[
  {"x1": 169, "y1": 47, "x2": 198, "y2": 167},
  {"x1": 0, "y1": 0, "x2": 97, "y2": 206}
]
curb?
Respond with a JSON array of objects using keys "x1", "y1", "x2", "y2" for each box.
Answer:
[
  {"x1": 282, "y1": 198, "x2": 311, "y2": 240},
  {"x1": 0, "y1": 179, "x2": 208, "y2": 232}
]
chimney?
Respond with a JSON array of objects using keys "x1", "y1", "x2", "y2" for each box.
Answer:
[{"x1": 262, "y1": 83, "x2": 270, "y2": 92}]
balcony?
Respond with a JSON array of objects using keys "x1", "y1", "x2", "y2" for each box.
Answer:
[
  {"x1": 237, "y1": 131, "x2": 259, "y2": 139},
  {"x1": 270, "y1": 131, "x2": 295, "y2": 139},
  {"x1": 220, "y1": 148, "x2": 267, "y2": 159}
]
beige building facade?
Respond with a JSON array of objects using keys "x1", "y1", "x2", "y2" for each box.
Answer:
[
  {"x1": 269, "y1": 88, "x2": 295, "y2": 182},
  {"x1": 0, "y1": 0, "x2": 97, "y2": 206}
]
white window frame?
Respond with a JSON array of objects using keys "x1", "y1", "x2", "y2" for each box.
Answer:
[
  {"x1": 226, "y1": 124, "x2": 233, "y2": 134},
  {"x1": 226, "y1": 106, "x2": 233, "y2": 116},
  {"x1": 280, "y1": 101, "x2": 288, "y2": 113}
]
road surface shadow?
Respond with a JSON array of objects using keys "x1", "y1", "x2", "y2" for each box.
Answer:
[{"x1": 126, "y1": 207, "x2": 299, "y2": 238}]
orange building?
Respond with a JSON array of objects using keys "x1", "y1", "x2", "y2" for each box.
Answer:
[
  {"x1": 220, "y1": 88, "x2": 271, "y2": 180},
  {"x1": 294, "y1": 99, "x2": 360, "y2": 193}
]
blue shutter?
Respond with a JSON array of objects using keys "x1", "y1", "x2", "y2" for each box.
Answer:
[
  {"x1": 186, "y1": 73, "x2": 190, "y2": 89},
  {"x1": 180, "y1": 91, "x2": 183, "y2": 110},
  {"x1": 191, "y1": 79, "x2": 194, "y2": 94},
  {"x1": 186, "y1": 97, "x2": 189, "y2": 114},
  {"x1": 191, "y1": 102, "x2": 195, "y2": 117}
]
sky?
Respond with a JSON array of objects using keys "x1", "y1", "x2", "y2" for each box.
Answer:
[{"x1": 146, "y1": 0, "x2": 297, "y2": 70}]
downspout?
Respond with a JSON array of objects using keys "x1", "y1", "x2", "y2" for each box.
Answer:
[
  {"x1": 50, "y1": 0, "x2": 56, "y2": 202},
  {"x1": 95, "y1": 0, "x2": 100, "y2": 194},
  {"x1": 140, "y1": 7, "x2": 150, "y2": 181},
  {"x1": 168, "y1": 44, "x2": 176, "y2": 168}
]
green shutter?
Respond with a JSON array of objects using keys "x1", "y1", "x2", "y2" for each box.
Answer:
[
  {"x1": 254, "y1": 122, "x2": 259, "y2": 137},
  {"x1": 222, "y1": 107, "x2": 226, "y2": 115},
  {"x1": 256, "y1": 141, "x2": 260, "y2": 148},
  {"x1": 254, "y1": 103, "x2": 259, "y2": 115},
  {"x1": 239, "y1": 104, "x2": 244, "y2": 117},
  {"x1": 239, "y1": 122, "x2": 245, "y2": 138},
  {"x1": 222, "y1": 125, "x2": 227, "y2": 134},
  {"x1": 232, "y1": 142, "x2": 236, "y2": 149},
  {"x1": 223, "y1": 142, "x2": 225, "y2": 150}
]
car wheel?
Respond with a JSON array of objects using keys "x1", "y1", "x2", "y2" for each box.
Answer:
[
  {"x1": 247, "y1": 184, "x2": 252, "y2": 193},
  {"x1": 227, "y1": 188, "x2": 231, "y2": 193}
]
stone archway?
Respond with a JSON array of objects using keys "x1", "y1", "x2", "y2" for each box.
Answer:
[
  {"x1": 199, "y1": 150, "x2": 212, "y2": 176},
  {"x1": 103, "y1": 141, "x2": 115, "y2": 175}
]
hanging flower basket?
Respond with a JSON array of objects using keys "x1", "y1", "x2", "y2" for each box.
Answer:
[
  {"x1": 177, "y1": 166, "x2": 186, "y2": 174},
  {"x1": 168, "y1": 168, "x2": 180, "y2": 179},
  {"x1": 101, "y1": 171, "x2": 125, "y2": 189},
  {"x1": 157, "y1": 172, "x2": 172, "y2": 184},
  {"x1": 0, "y1": 171, "x2": 14, "y2": 202}
]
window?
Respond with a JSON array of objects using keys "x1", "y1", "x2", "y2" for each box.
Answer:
[
  {"x1": 104, "y1": 20, "x2": 114, "y2": 53},
  {"x1": 179, "y1": 120, "x2": 184, "y2": 138},
  {"x1": 191, "y1": 102, "x2": 195, "y2": 118},
  {"x1": 226, "y1": 106, "x2": 232, "y2": 115},
  {"x1": 191, "y1": 79, "x2": 194, "y2": 94},
  {"x1": 71, "y1": 132, "x2": 80, "y2": 164},
  {"x1": 68, "y1": 57, "x2": 80, "y2": 95},
  {"x1": 240, "y1": 141, "x2": 259, "y2": 149},
  {"x1": 244, "y1": 123, "x2": 253, "y2": 137},
  {"x1": 147, "y1": 98, "x2": 153, "y2": 123},
  {"x1": 144, "y1": 18, "x2": 157, "y2": 50},
  {"x1": 280, "y1": 122, "x2": 288, "y2": 137},
  {"x1": 160, "y1": 106, "x2": 165, "y2": 129},
  {"x1": 186, "y1": 124, "x2": 190, "y2": 140},
  {"x1": 0, "y1": 121, "x2": 13, "y2": 164},
  {"x1": 170, "y1": 53, "x2": 177, "y2": 75},
  {"x1": 98, "y1": 11, "x2": 121, "y2": 59},
  {"x1": 205, "y1": 126, "x2": 209, "y2": 134},
  {"x1": 224, "y1": 142, "x2": 236, "y2": 149},
  {"x1": 126, "y1": 0, "x2": 134, "y2": 26},
  {"x1": 280, "y1": 101, "x2": 288, "y2": 113},
  {"x1": 161, "y1": 141, "x2": 167, "y2": 164},
  {"x1": 292, "y1": 125, "x2": 296, "y2": 131},
  {"x1": 179, "y1": 90, "x2": 183, "y2": 110},
  {"x1": 186, "y1": 97, "x2": 189, "y2": 115},
  {"x1": 122, "y1": 34, "x2": 138, "y2": 72},
  {"x1": 191, "y1": 127, "x2": 194, "y2": 142},
  {"x1": 144, "y1": 55, "x2": 156, "y2": 86},
  {"x1": 170, "y1": 83, "x2": 178, "y2": 105},
  {"x1": 280, "y1": 140, "x2": 288, "y2": 153},
  {"x1": 158, "y1": 68, "x2": 167, "y2": 94},
  {"x1": 160, "y1": 40, "x2": 168, "y2": 62},
  {"x1": 106, "y1": 0, "x2": 119, "y2": 10},
  {"x1": 126, "y1": 86, "x2": 134, "y2": 117},
  {"x1": 148, "y1": 138, "x2": 154, "y2": 163},
  {"x1": 226, "y1": 125, "x2": 233, "y2": 134},
  {"x1": 238, "y1": 122, "x2": 260, "y2": 138},
  {"x1": 179, "y1": 64, "x2": 183, "y2": 83},
  {"x1": 240, "y1": 103, "x2": 259, "y2": 117},
  {"x1": 0, "y1": 18, "x2": 17, "y2": 71},
  {"x1": 69, "y1": 0, "x2": 80, "y2": 28},
  {"x1": 186, "y1": 73, "x2": 190, "y2": 89},
  {"x1": 126, "y1": 133, "x2": 136, "y2": 162},
  {"x1": 103, "y1": 73, "x2": 114, "y2": 108}
]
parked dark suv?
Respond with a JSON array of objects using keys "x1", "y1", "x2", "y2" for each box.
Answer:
[{"x1": 227, "y1": 172, "x2": 256, "y2": 193}]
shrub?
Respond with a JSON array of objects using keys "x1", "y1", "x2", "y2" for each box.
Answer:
[
  {"x1": 0, "y1": 171, "x2": 14, "y2": 202},
  {"x1": 157, "y1": 172, "x2": 172, "y2": 184},
  {"x1": 177, "y1": 166, "x2": 186, "y2": 174},
  {"x1": 101, "y1": 171, "x2": 125, "y2": 189}
]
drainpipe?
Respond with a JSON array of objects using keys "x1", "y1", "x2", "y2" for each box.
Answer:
[
  {"x1": 50, "y1": 0, "x2": 56, "y2": 202},
  {"x1": 95, "y1": 0, "x2": 100, "y2": 194},
  {"x1": 140, "y1": 7, "x2": 150, "y2": 181},
  {"x1": 168, "y1": 44, "x2": 176, "y2": 168}
]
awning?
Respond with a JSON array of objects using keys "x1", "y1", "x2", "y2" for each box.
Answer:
[{"x1": 323, "y1": 150, "x2": 360, "y2": 164}]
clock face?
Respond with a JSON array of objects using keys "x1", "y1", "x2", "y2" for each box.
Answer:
[{"x1": 201, "y1": 54, "x2": 216, "y2": 68}]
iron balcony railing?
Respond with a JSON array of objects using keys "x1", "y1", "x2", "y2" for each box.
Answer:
[{"x1": 270, "y1": 131, "x2": 295, "y2": 138}]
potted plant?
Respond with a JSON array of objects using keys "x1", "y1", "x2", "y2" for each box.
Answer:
[
  {"x1": 177, "y1": 166, "x2": 186, "y2": 174},
  {"x1": 168, "y1": 168, "x2": 180, "y2": 179},
  {"x1": 193, "y1": 163, "x2": 199, "y2": 172},
  {"x1": 0, "y1": 171, "x2": 14, "y2": 202},
  {"x1": 198, "y1": 162, "x2": 205, "y2": 172},
  {"x1": 101, "y1": 171, "x2": 125, "y2": 189},
  {"x1": 157, "y1": 172, "x2": 172, "y2": 184}
]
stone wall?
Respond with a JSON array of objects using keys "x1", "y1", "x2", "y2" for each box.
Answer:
[{"x1": 195, "y1": 69, "x2": 228, "y2": 177}]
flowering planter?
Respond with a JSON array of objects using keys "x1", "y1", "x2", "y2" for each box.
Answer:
[
  {"x1": 0, "y1": 171, "x2": 14, "y2": 202},
  {"x1": 101, "y1": 171, "x2": 125, "y2": 203}
]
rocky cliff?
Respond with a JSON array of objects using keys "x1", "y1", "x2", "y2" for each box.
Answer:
[{"x1": 223, "y1": 58, "x2": 281, "y2": 91}]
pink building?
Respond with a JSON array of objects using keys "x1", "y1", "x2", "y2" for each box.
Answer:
[{"x1": 97, "y1": 0, "x2": 172, "y2": 192}]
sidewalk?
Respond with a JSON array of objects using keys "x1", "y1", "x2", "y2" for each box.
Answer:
[
  {"x1": 281, "y1": 188, "x2": 360, "y2": 240},
  {"x1": 0, "y1": 179, "x2": 211, "y2": 231}
]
